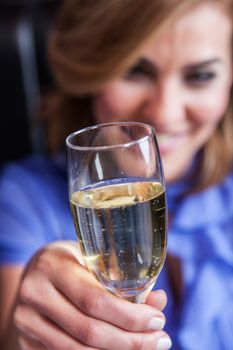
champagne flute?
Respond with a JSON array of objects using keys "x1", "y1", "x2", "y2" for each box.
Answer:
[{"x1": 66, "y1": 122, "x2": 167, "y2": 303}]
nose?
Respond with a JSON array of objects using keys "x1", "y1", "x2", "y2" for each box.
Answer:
[{"x1": 145, "y1": 80, "x2": 186, "y2": 128}]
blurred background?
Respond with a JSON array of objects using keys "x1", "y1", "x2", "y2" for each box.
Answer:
[{"x1": 0, "y1": 0, "x2": 61, "y2": 165}]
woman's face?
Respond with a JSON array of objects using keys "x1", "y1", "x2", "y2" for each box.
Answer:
[{"x1": 93, "y1": 3, "x2": 233, "y2": 182}]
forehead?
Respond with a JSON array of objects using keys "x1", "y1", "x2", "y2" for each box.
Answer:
[{"x1": 140, "y1": 3, "x2": 232, "y2": 67}]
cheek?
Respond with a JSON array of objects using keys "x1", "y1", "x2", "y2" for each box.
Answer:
[
  {"x1": 192, "y1": 84, "x2": 231, "y2": 124},
  {"x1": 93, "y1": 83, "x2": 149, "y2": 124}
]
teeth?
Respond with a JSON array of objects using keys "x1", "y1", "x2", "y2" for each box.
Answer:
[{"x1": 157, "y1": 134, "x2": 173, "y2": 143}]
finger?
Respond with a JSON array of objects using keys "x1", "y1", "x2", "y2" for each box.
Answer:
[
  {"x1": 48, "y1": 251, "x2": 166, "y2": 332},
  {"x1": 19, "y1": 280, "x2": 168, "y2": 350},
  {"x1": 17, "y1": 248, "x2": 170, "y2": 350},
  {"x1": 15, "y1": 304, "x2": 99, "y2": 350},
  {"x1": 16, "y1": 305, "x2": 170, "y2": 350},
  {"x1": 47, "y1": 240, "x2": 86, "y2": 267},
  {"x1": 19, "y1": 335, "x2": 46, "y2": 350},
  {"x1": 16, "y1": 302, "x2": 172, "y2": 350},
  {"x1": 145, "y1": 290, "x2": 168, "y2": 311}
]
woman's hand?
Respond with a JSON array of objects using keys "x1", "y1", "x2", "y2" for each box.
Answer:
[{"x1": 14, "y1": 241, "x2": 172, "y2": 350}]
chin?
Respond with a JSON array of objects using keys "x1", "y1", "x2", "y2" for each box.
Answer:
[{"x1": 162, "y1": 153, "x2": 194, "y2": 184}]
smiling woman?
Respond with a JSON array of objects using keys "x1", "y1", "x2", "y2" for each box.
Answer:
[
  {"x1": 92, "y1": 2, "x2": 233, "y2": 185},
  {"x1": 48, "y1": 0, "x2": 233, "y2": 189},
  {"x1": 1, "y1": 1, "x2": 233, "y2": 350}
]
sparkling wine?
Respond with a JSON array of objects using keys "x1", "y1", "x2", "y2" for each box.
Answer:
[{"x1": 70, "y1": 180, "x2": 167, "y2": 301}]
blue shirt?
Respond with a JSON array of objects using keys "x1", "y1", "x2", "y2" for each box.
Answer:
[
  {"x1": 0, "y1": 155, "x2": 76, "y2": 264},
  {"x1": 0, "y1": 155, "x2": 233, "y2": 349}
]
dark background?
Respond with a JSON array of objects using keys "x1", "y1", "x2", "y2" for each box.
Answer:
[{"x1": 0, "y1": 0, "x2": 61, "y2": 164}]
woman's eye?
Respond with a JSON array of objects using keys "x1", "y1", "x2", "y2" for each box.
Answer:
[
  {"x1": 124, "y1": 65, "x2": 154, "y2": 80},
  {"x1": 185, "y1": 71, "x2": 216, "y2": 85}
]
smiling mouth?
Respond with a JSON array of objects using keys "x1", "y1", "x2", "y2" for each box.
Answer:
[{"x1": 156, "y1": 132, "x2": 188, "y2": 154}]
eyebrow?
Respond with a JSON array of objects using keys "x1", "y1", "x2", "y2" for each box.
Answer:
[
  {"x1": 135, "y1": 57, "x2": 221, "y2": 71},
  {"x1": 129, "y1": 57, "x2": 222, "y2": 79},
  {"x1": 184, "y1": 58, "x2": 222, "y2": 70}
]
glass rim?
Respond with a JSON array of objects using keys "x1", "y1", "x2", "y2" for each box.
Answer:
[{"x1": 66, "y1": 122, "x2": 155, "y2": 151}]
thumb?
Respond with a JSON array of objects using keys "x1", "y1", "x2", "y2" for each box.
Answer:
[{"x1": 145, "y1": 290, "x2": 167, "y2": 311}]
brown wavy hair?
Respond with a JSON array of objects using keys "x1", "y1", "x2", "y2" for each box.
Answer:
[{"x1": 44, "y1": 0, "x2": 233, "y2": 193}]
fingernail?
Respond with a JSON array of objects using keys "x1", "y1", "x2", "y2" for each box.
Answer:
[
  {"x1": 157, "y1": 289, "x2": 166, "y2": 295},
  {"x1": 148, "y1": 317, "x2": 165, "y2": 330},
  {"x1": 156, "y1": 336, "x2": 172, "y2": 350}
]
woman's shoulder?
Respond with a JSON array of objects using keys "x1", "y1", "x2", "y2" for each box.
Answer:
[
  {"x1": 1, "y1": 154, "x2": 63, "y2": 178},
  {"x1": 168, "y1": 170, "x2": 233, "y2": 265},
  {"x1": 0, "y1": 154, "x2": 72, "y2": 265},
  {"x1": 219, "y1": 168, "x2": 233, "y2": 194},
  {"x1": 0, "y1": 154, "x2": 66, "y2": 190},
  {"x1": 169, "y1": 169, "x2": 233, "y2": 229},
  {"x1": 0, "y1": 154, "x2": 68, "y2": 220}
]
